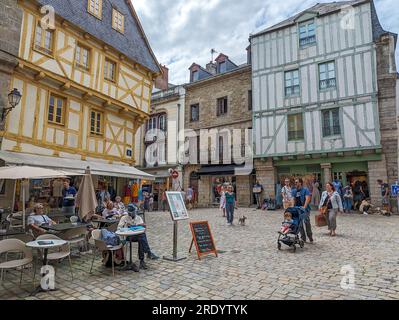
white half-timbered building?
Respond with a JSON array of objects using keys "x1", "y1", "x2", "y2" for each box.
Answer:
[{"x1": 251, "y1": 0, "x2": 398, "y2": 205}]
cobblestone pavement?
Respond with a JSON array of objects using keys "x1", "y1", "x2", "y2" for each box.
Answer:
[{"x1": 1, "y1": 208, "x2": 399, "y2": 300}]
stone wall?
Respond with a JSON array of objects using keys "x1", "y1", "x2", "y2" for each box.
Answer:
[
  {"x1": 254, "y1": 158, "x2": 276, "y2": 202},
  {"x1": 368, "y1": 156, "x2": 389, "y2": 206},
  {"x1": 185, "y1": 66, "x2": 252, "y2": 131},
  {"x1": 236, "y1": 175, "x2": 252, "y2": 206},
  {"x1": 376, "y1": 34, "x2": 398, "y2": 186},
  {"x1": 0, "y1": 0, "x2": 22, "y2": 131}
]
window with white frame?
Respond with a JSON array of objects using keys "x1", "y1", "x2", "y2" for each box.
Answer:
[
  {"x1": 112, "y1": 9, "x2": 125, "y2": 33},
  {"x1": 104, "y1": 58, "x2": 117, "y2": 82},
  {"x1": 192, "y1": 71, "x2": 199, "y2": 82},
  {"x1": 90, "y1": 110, "x2": 103, "y2": 136},
  {"x1": 34, "y1": 23, "x2": 54, "y2": 55},
  {"x1": 191, "y1": 104, "x2": 199, "y2": 122},
  {"x1": 288, "y1": 113, "x2": 304, "y2": 141},
  {"x1": 88, "y1": 0, "x2": 102, "y2": 19},
  {"x1": 285, "y1": 69, "x2": 300, "y2": 97},
  {"x1": 319, "y1": 61, "x2": 336, "y2": 90},
  {"x1": 75, "y1": 44, "x2": 90, "y2": 70},
  {"x1": 299, "y1": 20, "x2": 316, "y2": 47},
  {"x1": 322, "y1": 108, "x2": 341, "y2": 137},
  {"x1": 159, "y1": 114, "x2": 167, "y2": 132}
]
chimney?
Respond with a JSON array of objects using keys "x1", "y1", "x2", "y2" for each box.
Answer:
[
  {"x1": 206, "y1": 62, "x2": 217, "y2": 75},
  {"x1": 155, "y1": 65, "x2": 169, "y2": 91}
]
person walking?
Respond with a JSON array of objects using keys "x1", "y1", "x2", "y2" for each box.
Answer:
[
  {"x1": 281, "y1": 179, "x2": 294, "y2": 209},
  {"x1": 161, "y1": 190, "x2": 168, "y2": 212},
  {"x1": 225, "y1": 185, "x2": 237, "y2": 226},
  {"x1": 291, "y1": 178, "x2": 314, "y2": 243},
  {"x1": 186, "y1": 186, "x2": 194, "y2": 210},
  {"x1": 220, "y1": 185, "x2": 227, "y2": 217},
  {"x1": 319, "y1": 182, "x2": 343, "y2": 237}
]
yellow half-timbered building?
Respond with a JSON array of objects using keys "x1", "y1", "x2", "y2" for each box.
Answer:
[
  {"x1": 0, "y1": 0, "x2": 160, "y2": 209},
  {"x1": 2, "y1": 0, "x2": 160, "y2": 166}
]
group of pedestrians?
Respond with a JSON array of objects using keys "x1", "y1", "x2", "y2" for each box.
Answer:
[{"x1": 281, "y1": 178, "x2": 343, "y2": 240}]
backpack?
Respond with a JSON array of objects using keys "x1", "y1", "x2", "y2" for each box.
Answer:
[{"x1": 101, "y1": 229, "x2": 121, "y2": 247}]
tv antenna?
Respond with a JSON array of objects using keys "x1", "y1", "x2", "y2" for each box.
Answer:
[{"x1": 211, "y1": 49, "x2": 218, "y2": 62}]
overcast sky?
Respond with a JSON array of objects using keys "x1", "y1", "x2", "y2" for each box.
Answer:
[{"x1": 133, "y1": 0, "x2": 399, "y2": 85}]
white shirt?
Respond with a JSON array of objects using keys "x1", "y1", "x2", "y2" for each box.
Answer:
[
  {"x1": 118, "y1": 214, "x2": 144, "y2": 229},
  {"x1": 282, "y1": 185, "x2": 293, "y2": 202},
  {"x1": 28, "y1": 214, "x2": 52, "y2": 227},
  {"x1": 102, "y1": 208, "x2": 118, "y2": 219}
]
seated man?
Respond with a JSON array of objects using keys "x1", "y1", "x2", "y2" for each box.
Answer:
[
  {"x1": 118, "y1": 204, "x2": 159, "y2": 270},
  {"x1": 28, "y1": 203, "x2": 57, "y2": 238}
]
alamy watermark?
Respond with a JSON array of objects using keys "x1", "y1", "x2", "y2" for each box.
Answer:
[{"x1": 144, "y1": 124, "x2": 254, "y2": 175}]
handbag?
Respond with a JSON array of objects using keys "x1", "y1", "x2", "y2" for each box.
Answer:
[
  {"x1": 316, "y1": 196, "x2": 330, "y2": 227},
  {"x1": 315, "y1": 213, "x2": 328, "y2": 227},
  {"x1": 253, "y1": 187, "x2": 262, "y2": 193}
]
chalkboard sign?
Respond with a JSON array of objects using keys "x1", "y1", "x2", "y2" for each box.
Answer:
[{"x1": 189, "y1": 221, "x2": 218, "y2": 260}]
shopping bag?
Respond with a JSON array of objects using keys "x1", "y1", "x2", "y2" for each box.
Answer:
[{"x1": 315, "y1": 213, "x2": 327, "y2": 227}]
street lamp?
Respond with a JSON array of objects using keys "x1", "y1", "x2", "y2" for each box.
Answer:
[{"x1": 2, "y1": 88, "x2": 22, "y2": 121}]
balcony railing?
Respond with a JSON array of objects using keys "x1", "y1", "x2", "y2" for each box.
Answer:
[
  {"x1": 320, "y1": 78, "x2": 336, "y2": 90},
  {"x1": 151, "y1": 86, "x2": 180, "y2": 102}
]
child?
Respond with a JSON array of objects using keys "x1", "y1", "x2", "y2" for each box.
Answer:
[{"x1": 280, "y1": 211, "x2": 295, "y2": 235}]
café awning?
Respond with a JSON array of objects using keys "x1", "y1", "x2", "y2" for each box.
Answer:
[{"x1": 0, "y1": 151, "x2": 154, "y2": 180}]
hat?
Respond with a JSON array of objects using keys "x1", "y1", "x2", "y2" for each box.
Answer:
[{"x1": 127, "y1": 204, "x2": 136, "y2": 213}]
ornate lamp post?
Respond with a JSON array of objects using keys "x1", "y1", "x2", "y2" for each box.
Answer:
[
  {"x1": 2, "y1": 88, "x2": 22, "y2": 121},
  {"x1": 0, "y1": 88, "x2": 22, "y2": 147}
]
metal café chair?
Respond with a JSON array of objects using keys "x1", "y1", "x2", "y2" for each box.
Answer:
[
  {"x1": 90, "y1": 229, "x2": 123, "y2": 277},
  {"x1": 0, "y1": 239, "x2": 35, "y2": 287},
  {"x1": 35, "y1": 234, "x2": 73, "y2": 280}
]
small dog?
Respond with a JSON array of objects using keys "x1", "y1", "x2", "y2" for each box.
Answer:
[{"x1": 238, "y1": 216, "x2": 247, "y2": 226}]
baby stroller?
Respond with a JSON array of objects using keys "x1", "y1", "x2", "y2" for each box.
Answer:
[{"x1": 277, "y1": 207, "x2": 305, "y2": 252}]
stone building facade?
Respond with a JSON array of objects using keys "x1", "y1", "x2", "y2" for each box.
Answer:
[
  {"x1": 183, "y1": 54, "x2": 253, "y2": 207},
  {"x1": 250, "y1": 0, "x2": 398, "y2": 208},
  {"x1": 0, "y1": 0, "x2": 22, "y2": 134}
]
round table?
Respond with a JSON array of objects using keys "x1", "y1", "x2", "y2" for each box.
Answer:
[
  {"x1": 116, "y1": 229, "x2": 145, "y2": 271},
  {"x1": 26, "y1": 240, "x2": 67, "y2": 295}
]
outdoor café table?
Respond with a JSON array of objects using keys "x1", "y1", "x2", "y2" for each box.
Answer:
[
  {"x1": 26, "y1": 239, "x2": 67, "y2": 295},
  {"x1": 116, "y1": 228, "x2": 145, "y2": 271},
  {"x1": 0, "y1": 229, "x2": 25, "y2": 239},
  {"x1": 40, "y1": 222, "x2": 89, "y2": 232},
  {"x1": 92, "y1": 218, "x2": 118, "y2": 229}
]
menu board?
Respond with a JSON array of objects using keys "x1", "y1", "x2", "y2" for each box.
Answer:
[{"x1": 189, "y1": 221, "x2": 217, "y2": 260}]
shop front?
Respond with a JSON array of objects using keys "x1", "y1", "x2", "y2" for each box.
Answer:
[
  {"x1": 196, "y1": 165, "x2": 252, "y2": 207},
  {"x1": 0, "y1": 151, "x2": 154, "y2": 213},
  {"x1": 140, "y1": 166, "x2": 183, "y2": 211}
]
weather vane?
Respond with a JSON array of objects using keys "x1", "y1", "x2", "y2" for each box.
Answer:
[{"x1": 211, "y1": 48, "x2": 218, "y2": 62}]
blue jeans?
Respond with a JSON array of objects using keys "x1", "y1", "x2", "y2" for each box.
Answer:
[
  {"x1": 126, "y1": 233, "x2": 151, "y2": 261},
  {"x1": 226, "y1": 202, "x2": 235, "y2": 224},
  {"x1": 343, "y1": 198, "x2": 353, "y2": 211}
]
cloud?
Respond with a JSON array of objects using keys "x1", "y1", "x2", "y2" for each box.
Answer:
[{"x1": 134, "y1": 0, "x2": 399, "y2": 85}]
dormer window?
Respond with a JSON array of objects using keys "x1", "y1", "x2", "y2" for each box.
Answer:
[
  {"x1": 299, "y1": 19, "x2": 316, "y2": 47},
  {"x1": 192, "y1": 70, "x2": 199, "y2": 82},
  {"x1": 34, "y1": 22, "x2": 54, "y2": 55},
  {"x1": 218, "y1": 61, "x2": 226, "y2": 73},
  {"x1": 112, "y1": 9, "x2": 125, "y2": 33},
  {"x1": 88, "y1": 0, "x2": 102, "y2": 19}
]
